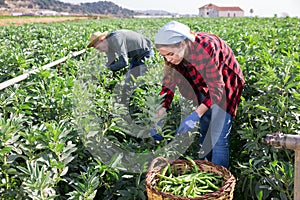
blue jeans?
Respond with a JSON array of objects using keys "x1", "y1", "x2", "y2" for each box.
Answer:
[
  {"x1": 121, "y1": 50, "x2": 153, "y2": 104},
  {"x1": 128, "y1": 49, "x2": 154, "y2": 70},
  {"x1": 125, "y1": 49, "x2": 153, "y2": 84},
  {"x1": 199, "y1": 104, "x2": 233, "y2": 168}
]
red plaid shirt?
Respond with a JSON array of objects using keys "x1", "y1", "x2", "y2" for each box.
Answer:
[{"x1": 160, "y1": 32, "x2": 245, "y2": 118}]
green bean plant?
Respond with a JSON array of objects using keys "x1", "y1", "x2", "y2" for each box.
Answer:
[{"x1": 0, "y1": 16, "x2": 299, "y2": 200}]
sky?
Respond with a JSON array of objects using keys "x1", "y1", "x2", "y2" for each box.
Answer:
[{"x1": 59, "y1": 0, "x2": 300, "y2": 17}]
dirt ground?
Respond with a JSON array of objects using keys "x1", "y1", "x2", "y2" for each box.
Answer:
[{"x1": 0, "y1": 16, "x2": 95, "y2": 26}]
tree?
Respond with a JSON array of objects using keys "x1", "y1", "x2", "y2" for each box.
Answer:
[{"x1": 250, "y1": 8, "x2": 254, "y2": 17}]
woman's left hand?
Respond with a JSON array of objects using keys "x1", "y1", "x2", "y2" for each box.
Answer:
[{"x1": 175, "y1": 111, "x2": 201, "y2": 135}]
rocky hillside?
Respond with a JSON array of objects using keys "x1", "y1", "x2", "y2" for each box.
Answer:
[{"x1": 0, "y1": 0, "x2": 136, "y2": 17}]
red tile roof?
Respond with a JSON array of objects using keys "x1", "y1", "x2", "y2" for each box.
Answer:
[
  {"x1": 199, "y1": 3, "x2": 243, "y2": 12},
  {"x1": 200, "y1": 3, "x2": 218, "y2": 9}
]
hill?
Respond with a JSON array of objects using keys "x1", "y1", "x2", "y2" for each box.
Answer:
[
  {"x1": 138, "y1": 10, "x2": 174, "y2": 16},
  {"x1": 0, "y1": 0, "x2": 136, "y2": 17}
]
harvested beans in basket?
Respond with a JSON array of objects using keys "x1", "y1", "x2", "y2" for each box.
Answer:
[{"x1": 146, "y1": 157, "x2": 236, "y2": 200}]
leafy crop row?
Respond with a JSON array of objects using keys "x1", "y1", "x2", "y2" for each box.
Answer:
[{"x1": 0, "y1": 17, "x2": 299, "y2": 200}]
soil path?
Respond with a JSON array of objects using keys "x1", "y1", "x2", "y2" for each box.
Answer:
[{"x1": 0, "y1": 16, "x2": 94, "y2": 26}]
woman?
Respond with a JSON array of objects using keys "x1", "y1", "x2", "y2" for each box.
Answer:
[{"x1": 153, "y1": 21, "x2": 245, "y2": 168}]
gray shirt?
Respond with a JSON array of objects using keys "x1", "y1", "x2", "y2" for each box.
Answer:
[{"x1": 105, "y1": 30, "x2": 152, "y2": 71}]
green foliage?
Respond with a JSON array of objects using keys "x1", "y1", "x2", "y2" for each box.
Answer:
[
  {"x1": 18, "y1": 160, "x2": 59, "y2": 199},
  {"x1": 0, "y1": 17, "x2": 299, "y2": 199},
  {"x1": 0, "y1": 114, "x2": 24, "y2": 198},
  {"x1": 227, "y1": 17, "x2": 299, "y2": 200},
  {"x1": 66, "y1": 168, "x2": 100, "y2": 200},
  {"x1": 115, "y1": 172, "x2": 146, "y2": 200}
]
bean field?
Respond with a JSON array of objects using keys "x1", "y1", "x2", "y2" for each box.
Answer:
[{"x1": 0, "y1": 17, "x2": 299, "y2": 200}]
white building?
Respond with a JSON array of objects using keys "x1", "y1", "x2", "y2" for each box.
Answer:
[
  {"x1": 36, "y1": 10, "x2": 57, "y2": 16},
  {"x1": 199, "y1": 4, "x2": 244, "y2": 18},
  {"x1": 9, "y1": 9, "x2": 34, "y2": 16}
]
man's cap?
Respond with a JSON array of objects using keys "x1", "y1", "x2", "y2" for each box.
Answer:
[{"x1": 87, "y1": 31, "x2": 108, "y2": 48}]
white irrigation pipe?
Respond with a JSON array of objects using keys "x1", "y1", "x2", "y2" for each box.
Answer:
[{"x1": 0, "y1": 49, "x2": 86, "y2": 91}]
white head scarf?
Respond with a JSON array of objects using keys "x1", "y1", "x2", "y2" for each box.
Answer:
[{"x1": 155, "y1": 21, "x2": 195, "y2": 45}]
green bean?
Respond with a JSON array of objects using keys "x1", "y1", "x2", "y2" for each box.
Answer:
[
  {"x1": 205, "y1": 179, "x2": 219, "y2": 190},
  {"x1": 158, "y1": 180, "x2": 173, "y2": 187},
  {"x1": 185, "y1": 156, "x2": 199, "y2": 173},
  {"x1": 161, "y1": 165, "x2": 168, "y2": 176},
  {"x1": 162, "y1": 184, "x2": 171, "y2": 192},
  {"x1": 155, "y1": 164, "x2": 224, "y2": 198},
  {"x1": 172, "y1": 165, "x2": 178, "y2": 176},
  {"x1": 173, "y1": 185, "x2": 183, "y2": 195},
  {"x1": 157, "y1": 174, "x2": 176, "y2": 182},
  {"x1": 182, "y1": 184, "x2": 189, "y2": 197},
  {"x1": 194, "y1": 187, "x2": 214, "y2": 196},
  {"x1": 182, "y1": 162, "x2": 188, "y2": 174},
  {"x1": 167, "y1": 162, "x2": 171, "y2": 175},
  {"x1": 175, "y1": 173, "x2": 195, "y2": 183},
  {"x1": 186, "y1": 178, "x2": 195, "y2": 196},
  {"x1": 195, "y1": 177, "x2": 206, "y2": 185}
]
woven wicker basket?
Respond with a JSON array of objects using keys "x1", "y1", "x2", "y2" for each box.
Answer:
[{"x1": 146, "y1": 157, "x2": 236, "y2": 200}]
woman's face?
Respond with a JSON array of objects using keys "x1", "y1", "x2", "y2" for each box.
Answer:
[{"x1": 157, "y1": 41, "x2": 186, "y2": 65}]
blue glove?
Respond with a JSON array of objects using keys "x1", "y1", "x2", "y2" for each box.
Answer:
[
  {"x1": 150, "y1": 120, "x2": 163, "y2": 141},
  {"x1": 175, "y1": 112, "x2": 201, "y2": 135}
]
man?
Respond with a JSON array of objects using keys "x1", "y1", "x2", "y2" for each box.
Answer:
[{"x1": 87, "y1": 30, "x2": 153, "y2": 103}]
